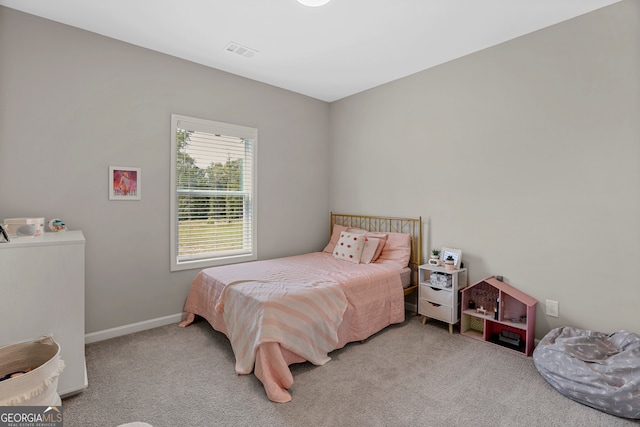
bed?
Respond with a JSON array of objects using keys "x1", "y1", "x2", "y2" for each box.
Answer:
[{"x1": 179, "y1": 212, "x2": 422, "y2": 402}]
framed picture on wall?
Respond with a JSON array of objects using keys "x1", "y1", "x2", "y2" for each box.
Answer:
[
  {"x1": 109, "y1": 166, "x2": 141, "y2": 200},
  {"x1": 440, "y1": 247, "x2": 462, "y2": 269}
]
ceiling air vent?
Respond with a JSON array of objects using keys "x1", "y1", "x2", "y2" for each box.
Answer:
[{"x1": 225, "y1": 42, "x2": 258, "y2": 58}]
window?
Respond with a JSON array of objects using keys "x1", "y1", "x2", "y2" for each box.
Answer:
[{"x1": 170, "y1": 114, "x2": 257, "y2": 271}]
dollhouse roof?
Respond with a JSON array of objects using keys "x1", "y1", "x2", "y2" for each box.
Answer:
[{"x1": 469, "y1": 276, "x2": 537, "y2": 307}]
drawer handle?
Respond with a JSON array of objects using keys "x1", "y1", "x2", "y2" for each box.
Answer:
[
  {"x1": 430, "y1": 287, "x2": 442, "y2": 291},
  {"x1": 429, "y1": 302, "x2": 441, "y2": 307}
]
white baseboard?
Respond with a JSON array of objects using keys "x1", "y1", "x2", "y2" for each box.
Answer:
[{"x1": 85, "y1": 312, "x2": 187, "y2": 344}]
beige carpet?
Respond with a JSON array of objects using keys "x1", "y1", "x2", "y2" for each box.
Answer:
[{"x1": 62, "y1": 314, "x2": 639, "y2": 426}]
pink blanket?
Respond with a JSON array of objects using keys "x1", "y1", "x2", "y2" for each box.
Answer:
[
  {"x1": 182, "y1": 252, "x2": 405, "y2": 402},
  {"x1": 219, "y1": 279, "x2": 348, "y2": 374}
]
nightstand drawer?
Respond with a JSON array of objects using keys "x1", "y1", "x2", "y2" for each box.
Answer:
[
  {"x1": 420, "y1": 284, "x2": 453, "y2": 305},
  {"x1": 419, "y1": 300, "x2": 453, "y2": 323}
]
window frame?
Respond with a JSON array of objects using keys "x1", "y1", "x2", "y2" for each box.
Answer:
[{"x1": 170, "y1": 114, "x2": 258, "y2": 272}]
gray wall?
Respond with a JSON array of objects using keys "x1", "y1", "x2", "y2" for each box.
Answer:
[
  {"x1": 330, "y1": 0, "x2": 640, "y2": 337},
  {"x1": 0, "y1": 7, "x2": 330, "y2": 333},
  {"x1": 2, "y1": 1, "x2": 638, "y2": 339}
]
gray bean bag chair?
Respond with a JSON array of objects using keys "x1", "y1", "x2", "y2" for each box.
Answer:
[{"x1": 533, "y1": 326, "x2": 640, "y2": 419}]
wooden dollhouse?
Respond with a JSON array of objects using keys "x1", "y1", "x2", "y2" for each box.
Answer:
[{"x1": 460, "y1": 276, "x2": 537, "y2": 356}]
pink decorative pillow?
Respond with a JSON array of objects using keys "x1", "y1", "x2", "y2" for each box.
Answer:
[
  {"x1": 323, "y1": 224, "x2": 348, "y2": 253},
  {"x1": 348, "y1": 228, "x2": 388, "y2": 262},
  {"x1": 360, "y1": 237, "x2": 380, "y2": 264},
  {"x1": 333, "y1": 232, "x2": 366, "y2": 264},
  {"x1": 375, "y1": 232, "x2": 411, "y2": 268},
  {"x1": 369, "y1": 233, "x2": 388, "y2": 262}
]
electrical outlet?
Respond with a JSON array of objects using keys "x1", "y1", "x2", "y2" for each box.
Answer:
[{"x1": 545, "y1": 299, "x2": 559, "y2": 317}]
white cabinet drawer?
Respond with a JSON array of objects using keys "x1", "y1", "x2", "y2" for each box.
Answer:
[
  {"x1": 420, "y1": 284, "x2": 453, "y2": 305},
  {"x1": 419, "y1": 299, "x2": 453, "y2": 323}
]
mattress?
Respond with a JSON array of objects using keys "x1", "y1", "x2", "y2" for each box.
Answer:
[{"x1": 400, "y1": 267, "x2": 411, "y2": 288}]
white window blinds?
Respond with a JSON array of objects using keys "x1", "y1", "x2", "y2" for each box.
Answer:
[{"x1": 170, "y1": 114, "x2": 257, "y2": 271}]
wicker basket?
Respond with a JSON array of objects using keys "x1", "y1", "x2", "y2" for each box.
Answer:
[{"x1": 0, "y1": 336, "x2": 64, "y2": 406}]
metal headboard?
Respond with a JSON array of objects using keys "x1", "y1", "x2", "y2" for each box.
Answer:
[{"x1": 330, "y1": 212, "x2": 423, "y2": 294}]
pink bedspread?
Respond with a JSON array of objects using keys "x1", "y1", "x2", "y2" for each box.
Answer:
[
  {"x1": 220, "y1": 279, "x2": 348, "y2": 374},
  {"x1": 182, "y1": 252, "x2": 405, "y2": 402}
]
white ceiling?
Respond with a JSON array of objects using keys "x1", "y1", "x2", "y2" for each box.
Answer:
[{"x1": 0, "y1": 0, "x2": 621, "y2": 102}]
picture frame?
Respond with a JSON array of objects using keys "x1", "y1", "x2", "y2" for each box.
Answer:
[
  {"x1": 109, "y1": 166, "x2": 141, "y2": 200},
  {"x1": 440, "y1": 247, "x2": 462, "y2": 269}
]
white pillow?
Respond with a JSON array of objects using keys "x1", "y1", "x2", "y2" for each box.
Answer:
[
  {"x1": 333, "y1": 232, "x2": 366, "y2": 264},
  {"x1": 360, "y1": 237, "x2": 380, "y2": 264}
]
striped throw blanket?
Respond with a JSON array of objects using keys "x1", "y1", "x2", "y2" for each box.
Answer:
[{"x1": 217, "y1": 279, "x2": 348, "y2": 374}]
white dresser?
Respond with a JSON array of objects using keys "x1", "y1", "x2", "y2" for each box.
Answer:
[
  {"x1": 418, "y1": 264, "x2": 468, "y2": 334},
  {"x1": 0, "y1": 230, "x2": 87, "y2": 396}
]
